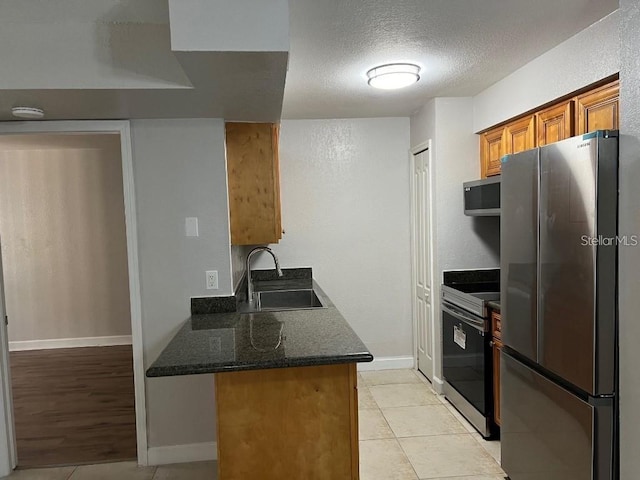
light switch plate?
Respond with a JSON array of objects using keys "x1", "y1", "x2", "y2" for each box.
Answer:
[{"x1": 185, "y1": 217, "x2": 199, "y2": 237}]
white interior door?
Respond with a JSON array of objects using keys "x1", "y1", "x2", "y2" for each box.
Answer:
[{"x1": 411, "y1": 147, "x2": 434, "y2": 381}]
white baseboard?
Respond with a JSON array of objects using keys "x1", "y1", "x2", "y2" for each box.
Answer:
[
  {"x1": 9, "y1": 335, "x2": 132, "y2": 352},
  {"x1": 357, "y1": 355, "x2": 415, "y2": 371},
  {"x1": 432, "y1": 375, "x2": 445, "y2": 394},
  {"x1": 147, "y1": 442, "x2": 217, "y2": 466}
]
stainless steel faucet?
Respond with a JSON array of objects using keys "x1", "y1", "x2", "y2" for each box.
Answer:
[{"x1": 246, "y1": 246, "x2": 283, "y2": 303}]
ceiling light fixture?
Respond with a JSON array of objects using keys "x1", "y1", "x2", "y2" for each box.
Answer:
[
  {"x1": 367, "y1": 63, "x2": 421, "y2": 90},
  {"x1": 11, "y1": 107, "x2": 45, "y2": 119}
]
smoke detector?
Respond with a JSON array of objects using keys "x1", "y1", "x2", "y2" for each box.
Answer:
[{"x1": 11, "y1": 107, "x2": 45, "y2": 119}]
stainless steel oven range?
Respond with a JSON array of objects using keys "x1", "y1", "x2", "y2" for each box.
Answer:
[{"x1": 441, "y1": 269, "x2": 499, "y2": 438}]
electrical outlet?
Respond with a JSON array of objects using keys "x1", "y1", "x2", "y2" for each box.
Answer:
[{"x1": 206, "y1": 270, "x2": 218, "y2": 290}]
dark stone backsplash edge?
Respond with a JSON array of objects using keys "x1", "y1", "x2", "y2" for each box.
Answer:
[
  {"x1": 251, "y1": 267, "x2": 312, "y2": 281},
  {"x1": 191, "y1": 268, "x2": 314, "y2": 315},
  {"x1": 191, "y1": 296, "x2": 237, "y2": 315}
]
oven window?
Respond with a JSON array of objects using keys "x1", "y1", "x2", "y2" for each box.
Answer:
[{"x1": 442, "y1": 308, "x2": 489, "y2": 415}]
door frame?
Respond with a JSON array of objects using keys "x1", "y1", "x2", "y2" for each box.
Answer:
[
  {"x1": 409, "y1": 140, "x2": 437, "y2": 382},
  {"x1": 0, "y1": 120, "x2": 148, "y2": 472},
  {"x1": 0, "y1": 239, "x2": 15, "y2": 472}
]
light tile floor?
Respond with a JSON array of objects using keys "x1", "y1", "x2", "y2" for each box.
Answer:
[
  {"x1": 358, "y1": 369, "x2": 505, "y2": 480},
  {"x1": 0, "y1": 461, "x2": 216, "y2": 480},
  {"x1": 1, "y1": 369, "x2": 505, "y2": 480}
]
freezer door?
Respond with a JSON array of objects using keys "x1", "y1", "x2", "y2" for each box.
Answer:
[
  {"x1": 501, "y1": 148, "x2": 539, "y2": 362},
  {"x1": 538, "y1": 132, "x2": 618, "y2": 395},
  {"x1": 501, "y1": 351, "x2": 614, "y2": 480}
]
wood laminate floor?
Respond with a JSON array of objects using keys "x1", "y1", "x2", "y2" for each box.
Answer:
[{"x1": 9, "y1": 345, "x2": 137, "y2": 467}]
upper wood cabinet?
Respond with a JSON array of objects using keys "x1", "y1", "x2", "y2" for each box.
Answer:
[
  {"x1": 480, "y1": 126, "x2": 505, "y2": 178},
  {"x1": 504, "y1": 115, "x2": 535, "y2": 155},
  {"x1": 478, "y1": 77, "x2": 619, "y2": 176},
  {"x1": 536, "y1": 100, "x2": 574, "y2": 146},
  {"x1": 576, "y1": 80, "x2": 619, "y2": 135},
  {"x1": 481, "y1": 115, "x2": 535, "y2": 177},
  {"x1": 225, "y1": 122, "x2": 283, "y2": 246}
]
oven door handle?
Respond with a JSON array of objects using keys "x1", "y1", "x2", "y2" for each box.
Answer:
[{"x1": 441, "y1": 303, "x2": 486, "y2": 333}]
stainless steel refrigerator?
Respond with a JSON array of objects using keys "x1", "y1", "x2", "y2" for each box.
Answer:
[{"x1": 500, "y1": 130, "x2": 618, "y2": 480}]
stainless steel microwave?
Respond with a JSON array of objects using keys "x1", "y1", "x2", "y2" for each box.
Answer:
[{"x1": 463, "y1": 176, "x2": 500, "y2": 216}]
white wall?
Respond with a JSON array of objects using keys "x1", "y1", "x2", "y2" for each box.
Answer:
[
  {"x1": 0, "y1": 134, "x2": 131, "y2": 344},
  {"x1": 433, "y1": 98, "x2": 500, "y2": 272},
  {"x1": 410, "y1": 99, "x2": 436, "y2": 150},
  {"x1": 131, "y1": 119, "x2": 232, "y2": 448},
  {"x1": 473, "y1": 10, "x2": 619, "y2": 132},
  {"x1": 230, "y1": 245, "x2": 251, "y2": 293},
  {"x1": 618, "y1": 1, "x2": 640, "y2": 476},
  {"x1": 168, "y1": 0, "x2": 289, "y2": 52},
  {"x1": 253, "y1": 118, "x2": 413, "y2": 359},
  {"x1": 0, "y1": 23, "x2": 189, "y2": 90},
  {"x1": 411, "y1": 98, "x2": 500, "y2": 382}
]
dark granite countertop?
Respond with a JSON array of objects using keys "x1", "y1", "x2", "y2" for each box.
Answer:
[
  {"x1": 146, "y1": 280, "x2": 373, "y2": 377},
  {"x1": 487, "y1": 300, "x2": 501, "y2": 311}
]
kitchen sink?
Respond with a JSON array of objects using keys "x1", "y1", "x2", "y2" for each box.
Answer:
[{"x1": 256, "y1": 289, "x2": 327, "y2": 311}]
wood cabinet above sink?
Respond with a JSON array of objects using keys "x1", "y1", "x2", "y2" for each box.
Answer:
[{"x1": 225, "y1": 122, "x2": 283, "y2": 245}]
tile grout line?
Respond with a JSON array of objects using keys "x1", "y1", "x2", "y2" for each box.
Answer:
[
  {"x1": 368, "y1": 373, "x2": 464, "y2": 480},
  {"x1": 437, "y1": 397, "x2": 503, "y2": 467},
  {"x1": 392, "y1": 436, "x2": 421, "y2": 480},
  {"x1": 379, "y1": 403, "x2": 452, "y2": 411},
  {"x1": 372, "y1": 405, "x2": 397, "y2": 441},
  {"x1": 361, "y1": 369, "x2": 504, "y2": 478},
  {"x1": 416, "y1": 475, "x2": 502, "y2": 480},
  {"x1": 370, "y1": 384, "x2": 407, "y2": 441},
  {"x1": 370, "y1": 376, "x2": 468, "y2": 441},
  {"x1": 438, "y1": 399, "x2": 504, "y2": 470},
  {"x1": 393, "y1": 431, "x2": 475, "y2": 441},
  {"x1": 367, "y1": 377, "x2": 420, "y2": 480},
  {"x1": 439, "y1": 397, "x2": 483, "y2": 434}
]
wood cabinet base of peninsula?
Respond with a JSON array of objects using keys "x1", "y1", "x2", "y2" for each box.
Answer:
[{"x1": 215, "y1": 363, "x2": 360, "y2": 480}]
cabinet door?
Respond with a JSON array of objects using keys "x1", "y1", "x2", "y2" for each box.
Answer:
[
  {"x1": 493, "y1": 338, "x2": 502, "y2": 426},
  {"x1": 491, "y1": 310, "x2": 502, "y2": 341},
  {"x1": 576, "y1": 80, "x2": 619, "y2": 135},
  {"x1": 505, "y1": 115, "x2": 536, "y2": 155},
  {"x1": 536, "y1": 101, "x2": 574, "y2": 146},
  {"x1": 480, "y1": 126, "x2": 505, "y2": 178},
  {"x1": 216, "y1": 364, "x2": 359, "y2": 480},
  {"x1": 226, "y1": 123, "x2": 282, "y2": 245}
]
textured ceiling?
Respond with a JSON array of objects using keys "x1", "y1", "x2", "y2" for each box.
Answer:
[
  {"x1": 0, "y1": 0, "x2": 169, "y2": 24},
  {"x1": 282, "y1": 0, "x2": 619, "y2": 118},
  {"x1": 0, "y1": 0, "x2": 619, "y2": 121},
  {"x1": 0, "y1": 0, "x2": 287, "y2": 122}
]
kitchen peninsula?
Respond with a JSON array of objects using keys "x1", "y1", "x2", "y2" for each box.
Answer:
[{"x1": 147, "y1": 270, "x2": 373, "y2": 480}]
